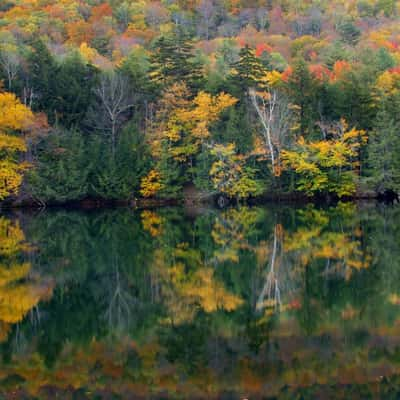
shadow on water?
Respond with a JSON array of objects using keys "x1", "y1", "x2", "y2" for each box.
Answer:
[{"x1": 0, "y1": 202, "x2": 400, "y2": 398}]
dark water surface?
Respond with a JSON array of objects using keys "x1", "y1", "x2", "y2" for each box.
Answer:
[{"x1": 1, "y1": 203, "x2": 400, "y2": 399}]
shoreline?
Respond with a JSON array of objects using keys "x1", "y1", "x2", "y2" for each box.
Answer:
[{"x1": 0, "y1": 192, "x2": 382, "y2": 210}]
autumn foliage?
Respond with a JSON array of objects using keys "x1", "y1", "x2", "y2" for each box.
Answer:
[{"x1": 0, "y1": 90, "x2": 33, "y2": 199}]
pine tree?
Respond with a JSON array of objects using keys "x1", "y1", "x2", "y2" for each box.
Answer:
[
  {"x1": 287, "y1": 58, "x2": 318, "y2": 136},
  {"x1": 149, "y1": 30, "x2": 203, "y2": 93},
  {"x1": 91, "y1": 128, "x2": 149, "y2": 200},
  {"x1": 27, "y1": 39, "x2": 57, "y2": 119},
  {"x1": 53, "y1": 52, "x2": 99, "y2": 128},
  {"x1": 367, "y1": 107, "x2": 400, "y2": 191},
  {"x1": 229, "y1": 45, "x2": 266, "y2": 94},
  {"x1": 27, "y1": 129, "x2": 91, "y2": 203}
]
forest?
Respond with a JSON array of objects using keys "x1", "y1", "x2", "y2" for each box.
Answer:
[{"x1": 1, "y1": 0, "x2": 400, "y2": 205}]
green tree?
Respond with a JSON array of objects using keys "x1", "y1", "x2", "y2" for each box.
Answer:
[
  {"x1": 367, "y1": 108, "x2": 400, "y2": 191},
  {"x1": 337, "y1": 19, "x2": 361, "y2": 46},
  {"x1": 286, "y1": 58, "x2": 318, "y2": 136},
  {"x1": 52, "y1": 52, "x2": 99, "y2": 128},
  {"x1": 150, "y1": 30, "x2": 204, "y2": 92},
  {"x1": 27, "y1": 129, "x2": 91, "y2": 203},
  {"x1": 27, "y1": 39, "x2": 57, "y2": 118},
  {"x1": 229, "y1": 45, "x2": 266, "y2": 94},
  {"x1": 91, "y1": 127, "x2": 149, "y2": 200}
]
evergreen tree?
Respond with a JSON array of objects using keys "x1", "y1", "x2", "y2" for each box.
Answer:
[
  {"x1": 156, "y1": 148, "x2": 185, "y2": 199},
  {"x1": 337, "y1": 19, "x2": 361, "y2": 46},
  {"x1": 150, "y1": 30, "x2": 203, "y2": 92},
  {"x1": 229, "y1": 45, "x2": 266, "y2": 94},
  {"x1": 287, "y1": 58, "x2": 318, "y2": 136},
  {"x1": 27, "y1": 130, "x2": 91, "y2": 203},
  {"x1": 27, "y1": 39, "x2": 57, "y2": 118},
  {"x1": 91, "y1": 128, "x2": 149, "y2": 200},
  {"x1": 28, "y1": 43, "x2": 98, "y2": 127},
  {"x1": 367, "y1": 108, "x2": 400, "y2": 191},
  {"x1": 53, "y1": 52, "x2": 99, "y2": 128},
  {"x1": 212, "y1": 104, "x2": 253, "y2": 153}
]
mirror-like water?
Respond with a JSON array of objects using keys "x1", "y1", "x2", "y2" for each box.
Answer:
[{"x1": 0, "y1": 203, "x2": 400, "y2": 399}]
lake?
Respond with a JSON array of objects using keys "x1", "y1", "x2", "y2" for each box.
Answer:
[{"x1": 0, "y1": 202, "x2": 400, "y2": 399}]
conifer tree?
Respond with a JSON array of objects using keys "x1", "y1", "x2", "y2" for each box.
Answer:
[
  {"x1": 367, "y1": 108, "x2": 400, "y2": 191},
  {"x1": 149, "y1": 30, "x2": 203, "y2": 92},
  {"x1": 27, "y1": 40, "x2": 57, "y2": 118},
  {"x1": 230, "y1": 45, "x2": 266, "y2": 94}
]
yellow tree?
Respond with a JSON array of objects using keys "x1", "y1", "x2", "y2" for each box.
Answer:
[
  {"x1": 208, "y1": 142, "x2": 263, "y2": 199},
  {"x1": 141, "y1": 83, "x2": 237, "y2": 197},
  {"x1": 154, "y1": 85, "x2": 237, "y2": 161},
  {"x1": 0, "y1": 90, "x2": 33, "y2": 200},
  {"x1": 282, "y1": 120, "x2": 367, "y2": 197}
]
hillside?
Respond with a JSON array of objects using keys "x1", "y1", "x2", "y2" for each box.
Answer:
[{"x1": 1, "y1": 0, "x2": 400, "y2": 204}]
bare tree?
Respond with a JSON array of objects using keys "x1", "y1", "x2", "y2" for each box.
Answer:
[
  {"x1": 256, "y1": 7, "x2": 269, "y2": 31},
  {"x1": 145, "y1": 1, "x2": 170, "y2": 28},
  {"x1": 92, "y1": 72, "x2": 134, "y2": 155},
  {"x1": 197, "y1": 0, "x2": 215, "y2": 40},
  {"x1": 0, "y1": 45, "x2": 20, "y2": 90},
  {"x1": 249, "y1": 87, "x2": 293, "y2": 176}
]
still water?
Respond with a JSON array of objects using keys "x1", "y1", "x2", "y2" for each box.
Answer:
[{"x1": 0, "y1": 203, "x2": 400, "y2": 398}]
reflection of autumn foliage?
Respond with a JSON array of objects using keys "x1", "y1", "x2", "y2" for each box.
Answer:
[
  {"x1": 0, "y1": 217, "x2": 53, "y2": 341},
  {"x1": 283, "y1": 205, "x2": 371, "y2": 280},
  {"x1": 170, "y1": 263, "x2": 243, "y2": 313},
  {"x1": 0, "y1": 205, "x2": 399, "y2": 397},
  {"x1": 151, "y1": 242, "x2": 243, "y2": 323},
  {"x1": 141, "y1": 210, "x2": 164, "y2": 237},
  {"x1": 388, "y1": 294, "x2": 400, "y2": 305},
  {"x1": 211, "y1": 207, "x2": 261, "y2": 263}
]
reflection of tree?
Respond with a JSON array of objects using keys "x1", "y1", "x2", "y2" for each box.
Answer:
[
  {"x1": 256, "y1": 224, "x2": 281, "y2": 311},
  {"x1": 151, "y1": 242, "x2": 243, "y2": 324},
  {"x1": 284, "y1": 204, "x2": 371, "y2": 281},
  {"x1": 104, "y1": 255, "x2": 136, "y2": 333},
  {"x1": 210, "y1": 207, "x2": 261, "y2": 264},
  {"x1": 0, "y1": 205, "x2": 398, "y2": 398},
  {"x1": 0, "y1": 217, "x2": 53, "y2": 343},
  {"x1": 141, "y1": 210, "x2": 164, "y2": 237}
]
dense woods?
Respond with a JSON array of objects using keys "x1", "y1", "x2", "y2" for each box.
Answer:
[{"x1": 1, "y1": 0, "x2": 400, "y2": 204}]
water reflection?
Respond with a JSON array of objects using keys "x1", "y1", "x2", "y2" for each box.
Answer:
[{"x1": 0, "y1": 203, "x2": 400, "y2": 398}]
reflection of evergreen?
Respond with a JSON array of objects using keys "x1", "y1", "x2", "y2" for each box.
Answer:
[
  {"x1": 159, "y1": 316, "x2": 210, "y2": 375},
  {"x1": 37, "y1": 280, "x2": 107, "y2": 368}
]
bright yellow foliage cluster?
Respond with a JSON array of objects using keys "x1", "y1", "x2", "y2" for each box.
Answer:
[
  {"x1": 152, "y1": 84, "x2": 237, "y2": 154},
  {"x1": 0, "y1": 91, "x2": 33, "y2": 200},
  {"x1": 176, "y1": 91, "x2": 238, "y2": 140},
  {"x1": 140, "y1": 169, "x2": 164, "y2": 198},
  {"x1": 142, "y1": 83, "x2": 237, "y2": 197},
  {"x1": 209, "y1": 143, "x2": 262, "y2": 199},
  {"x1": 282, "y1": 122, "x2": 367, "y2": 197},
  {"x1": 376, "y1": 70, "x2": 400, "y2": 95}
]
